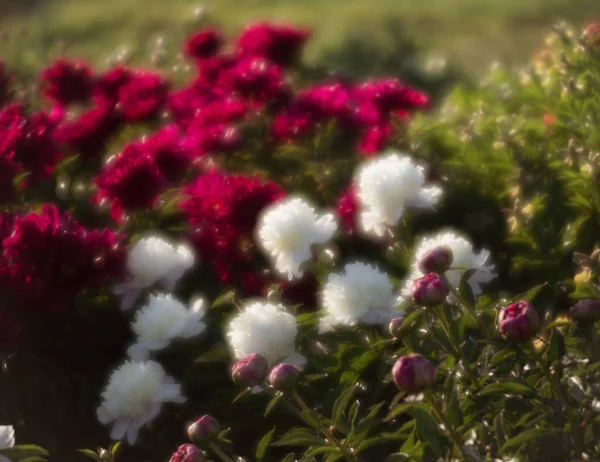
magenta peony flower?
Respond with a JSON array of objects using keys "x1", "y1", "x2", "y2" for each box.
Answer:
[
  {"x1": 185, "y1": 28, "x2": 224, "y2": 60},
  {"x1": 168, "y1": 444, "x2": 205, "y2": 462},
  {"x1": 117, "y1": 71, "x2": 169, "y2": 122},
  {"x1": 231, "y1": 353, "x2": 269, "y2": 386},
  {"x1": 0, "y1": 103, "x2": 63, "y2": 182},
  {"x1": 336, "y1": 186, "x2": 359, "y2": 236},
  {"x1": 1, "y1": 205, "x2": 125, "y2": 312},
  {"x1": 94, "y1": 65, "x2": 134, "y2": 103},
  {"x1": 55, "y1": 103, "x2": 121, "y2": 159},
  {"x1": 140, "y1": 125, "x2": 195, "y2": 181},
  {"x1": 40, "y1": 58, "x2": 94, "y2": 105},
  {"x1": 236, "y1": 23, "x2": 310, "y2": 67},
  {"x1": 410, "y1": 273, "x2": 449, "y2": 307},
  {"x1": 93, "y1": 143, "x2": 167, "y2": 220},
  {"x1": 392, "y1": 353, "x2": 436, "y2": 393},
  {"x1": 498, "y1": 301, "x2": 540, "y2": 342},
  {"x1": 225, "y1": 57, "x2": 289, "y2": 105}
]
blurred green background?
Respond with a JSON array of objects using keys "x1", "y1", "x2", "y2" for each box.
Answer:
[{"x1": 2, "y1": 0, "x2": 600, "y2": 81}]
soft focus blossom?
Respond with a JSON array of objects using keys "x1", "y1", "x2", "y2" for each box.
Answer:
[
  {"x1": 40, "y1": 58, "x2": 94, "y2": 105},
  {"x1": 336, "y1": 188, "x2": 359, "y2": 236},
  {"x1": 0, "y1": 425, "x2": 15, "y2": 462},
  {"x1": 113, "y1": 234, "x2": 195, "y2": 311},
  {"x1": 117, "y1": 71, "x2": 169, "y2": 122},
  {"x1": 226, "y1": 300, "x2": 305, "y2": 367},
  {"x1": 93, "y1": 142, "x2": 167, "y2": 220},
  {"x1": 97, "y1": 360, "x2": 185, "y2": 444},
  {"x1": 185, "y1": 28, "x2": 224, "y2": 60},
  {"x1": 257, "y1": 196, "x2": 337, "y2": 280},
  {"x1": 127, "y1": 294, "x2": 207, "y2": 360},
  {"x1": 94, "y1": 65, "x2": 134, "y2": 103},
  {"x1": 355, "y1": 152, "x2": 442, "y2": 237},
  {"x1": 321, "y1": 262, "x2": 398, "y2": 331},
  {"x1": 400, "y1": 229, "x2": 495, "y2": 302},
  {"x1": 236, "y1": 23, "x2": 310, "y2": 67},
  {"x1": 2, "y1": 205, "x2": 125, "y2": 312}
]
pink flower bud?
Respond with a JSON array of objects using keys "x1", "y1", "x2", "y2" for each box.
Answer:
[
  {"x1": 187, "y1": 415, "x2": 220, "y2": 447},
  {"x1": 410, "y1": 273, "x2": 449, "y2": 306},
  {"x1": 169, "y1": 444, "x2": 205, "y2": 462},
  {"x1": 418, "y1": 245, "x2": 453, "y2": 274},
  {"x1": 231, "y1": 353, "x2": 269, "y2": 387},
  {"x1": 570, "y1": 299, "x2": 600, "y2": 322},
  {"x1": 498, "y1": 301, "x2": 540, "y2": 342},
  {"x1": 392, "y1": 353, "x2": 436, "y2": 394},
  {"x1": 388, "y1": 316, "x2": 406, "y2": 338},
  {"x1": 269, "y1": 363, "x2": 299, "y2": 392}
]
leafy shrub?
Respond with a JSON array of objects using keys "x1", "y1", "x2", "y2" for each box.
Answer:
[{"x1": 0, "y1": 18, "x2": 600, "y2": 462}]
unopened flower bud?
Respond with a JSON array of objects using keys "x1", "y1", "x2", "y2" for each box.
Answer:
[
  {"x1": 388, "y1": 316, "x2": 406, "y2": 338},
  {"x1": 187, "y1": 415, "x2": 220, "y2": 447},
  {"x1": 570, "y1": 299, "x2": 600, "y2": 323},
  {"x1": 498, "y1": 301, "x2": 540, "y2": 342},
  {"x1": 410, "y1": 273, "x2": 449, "y2": 306},
  {"x1": 231, "y1": 353, "x2": 269, "y2": 387},
  {"x1": 418, "y1": 246, "x2": 453, "y2": 274},
  {"x1": 392, "y1": 354, "x2": 436, "y2": 394},
  {"x1": 169, "y1": 444, "x2": 205, "y2": 462},
  {"x1": 269, "y1": 363, "x2": 299, "y2": 392}
]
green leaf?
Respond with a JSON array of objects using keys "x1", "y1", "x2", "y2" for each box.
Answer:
[
  {"x1": 256, "y1": 427, "x2": 276, "y2": 461},
  {"x1": 212, "y1": 291, "x2": 235, "y2": 309},
  {"x1": 305, "y1": 446, "x2": 341, "y2": 457},
  {"x1": 332, "y1": 385, "x2": 356, "y2": 426},
  {"x1": 458, "y1": 269, "x2": 477, "y2": 307},
  {"x1": 479, "y1": 381, "x2": 536, "y2": 397},
  {"x1": 384, "y1": 402, "x2": 429, "y2": 422},
  {"x1": 20, "y1": 458, "x2": 48, "y2": 462},
  {"x1": 514, "y1": 283, "x2": 547, "y2": 303},
  {"x1": 12, "y1": 171, "x2": 31, "y2": 188},
  {"x1": 280, "y1": 454, "x2": 296, "y2": 462},
  {"x1": 273, "y1": 428, "x2": 327, "y2": 447},
  {"x1": 546, "y1": 330, "x2": 566, "y2": 363},
  {"x1": 445, "y1": 389, "x2": 462, "y2": 427},
  {"x1": 500, "y1": 428, "x2": 561, "y2": 453},
  {"x1": 265, "y1": 393, "x2": 283, "y2": 417},
  {"x1": 340, "y1": 351, "x2": 377, "y2": 385},
  {"x1": 2, "y1": 446, "x2": 49, "y2": 461}
]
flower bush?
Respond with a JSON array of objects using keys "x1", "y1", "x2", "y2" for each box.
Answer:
[{"x1": 0, "y1": 17, "x2": 600, "y2": 462}]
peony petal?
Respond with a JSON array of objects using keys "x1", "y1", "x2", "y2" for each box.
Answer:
[
  {"x1": 0, "y1": 426, "x2": 15, "y2": 449},
  {"x1": 126, "y1": 343, "x2": 150, "y2": 361},
  {"x1": 97, "y1": 406, "x2": 113, "y2": 425},
  {"x1": 110, "y1": 418, "x2": 130, "y2": 441},
  {"x1": 179, "y1": 321, "x2": 206, "y2": 339}
]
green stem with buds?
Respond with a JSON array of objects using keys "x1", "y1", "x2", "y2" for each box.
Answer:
[{"x1": 425, "y1": 393, "x2": 469, "y2": 462}]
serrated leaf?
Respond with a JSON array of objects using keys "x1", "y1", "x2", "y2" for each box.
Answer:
[
  {"x1": 500, "y1": 428, "x2": 561, "y2": 453},
  {"x1": 256, "y1": 427, "x2": 276, "y2": 461}
]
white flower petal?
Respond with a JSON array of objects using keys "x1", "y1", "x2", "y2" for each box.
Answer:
[{"x1": 0, "y1": 426, "x2": 14, "y2": 449}]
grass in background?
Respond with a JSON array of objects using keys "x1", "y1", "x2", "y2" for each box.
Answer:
[{"x1": 1, "y1": 0, "x2": 600, "y2": 80}]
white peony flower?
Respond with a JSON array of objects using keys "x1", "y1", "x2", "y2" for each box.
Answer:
[
  {"x1": 321, "y1": 262, "x2": 399, "y2": 331},
  {"x1": 127, "y1": 294, "x2": 207, "y2": 361},
  {"x1": 97, "y1": 360, "x2": 185, "y2": 445},
  {"x1": 400, "y1": 229, "x2": 495, "y2": 302},
  {"x1": 113, "y1": 233, "x2": 196, "y2": 310},
  {"x1": 0, "y1": 425, "x2": 15, "y2": 462},
  {"x1": 257, "y1": 196, "x2": 337, "y2": 280},
  {"x1": 226, "y1": 300, "x2": 306, "y2": 368},
  {"x1": 355, "y1": 151, "x2": 442, "y2": 237}
]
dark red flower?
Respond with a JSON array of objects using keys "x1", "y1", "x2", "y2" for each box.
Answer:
[
  {"x1": 1, "y1": 205, "x2": 125, "y2": 312},
  {"x1": 94, "y1": 65, "x2": 134, "y2": 103},
  {"x1": 94, "y1": 143, "x2": 167, "y2": 220},
  {"x1": 336, "y1": 186, "x2": 358, "y2": 236},
  {"x1": 141, "y1": 125, "x2": 195, "y2": 182},
  {"x1": 357, "y1": 124, "x2": 391, "y2": 156},
  {"x1": 225, "y1": 57, "x2": 289, "y2": 105},
  {"x1": 353, "y1": 79, "x2": 430, "y2": 117},
  {"x1": 197, "y1": 55, "x2": 237, "y2": 85},
  {"x1": 0, "y1": 103, "x2": 62, "y2": 183},
  {"x1": 117, "y1": 71, "x2": 169, "y2": 122},
  {"x1": 236, "y1": 23, "x2": 310, "y2": 67},
  {"x1": 40, "y1": 58, "x2": 94, "y2": 105},
  {"x1": 185, "y1": 28, "x2": 224, "y2": 60},
  {"x1": 55, "y1": 103, "x2": 121, "y2": 159}
]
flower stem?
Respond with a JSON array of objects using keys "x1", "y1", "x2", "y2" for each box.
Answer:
[
  {"x1": 291, "y1": 390, "x2": 357, "y2": 462},
  {"x1": 208, "y1": 443, "x2": 236, "y2": 462},
  {"x1": 441, "y1": 274, "x2": 494, "y2": 338},
  {"x1": 425, "y1": 393, "x2": 469, "y2": 462}
]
